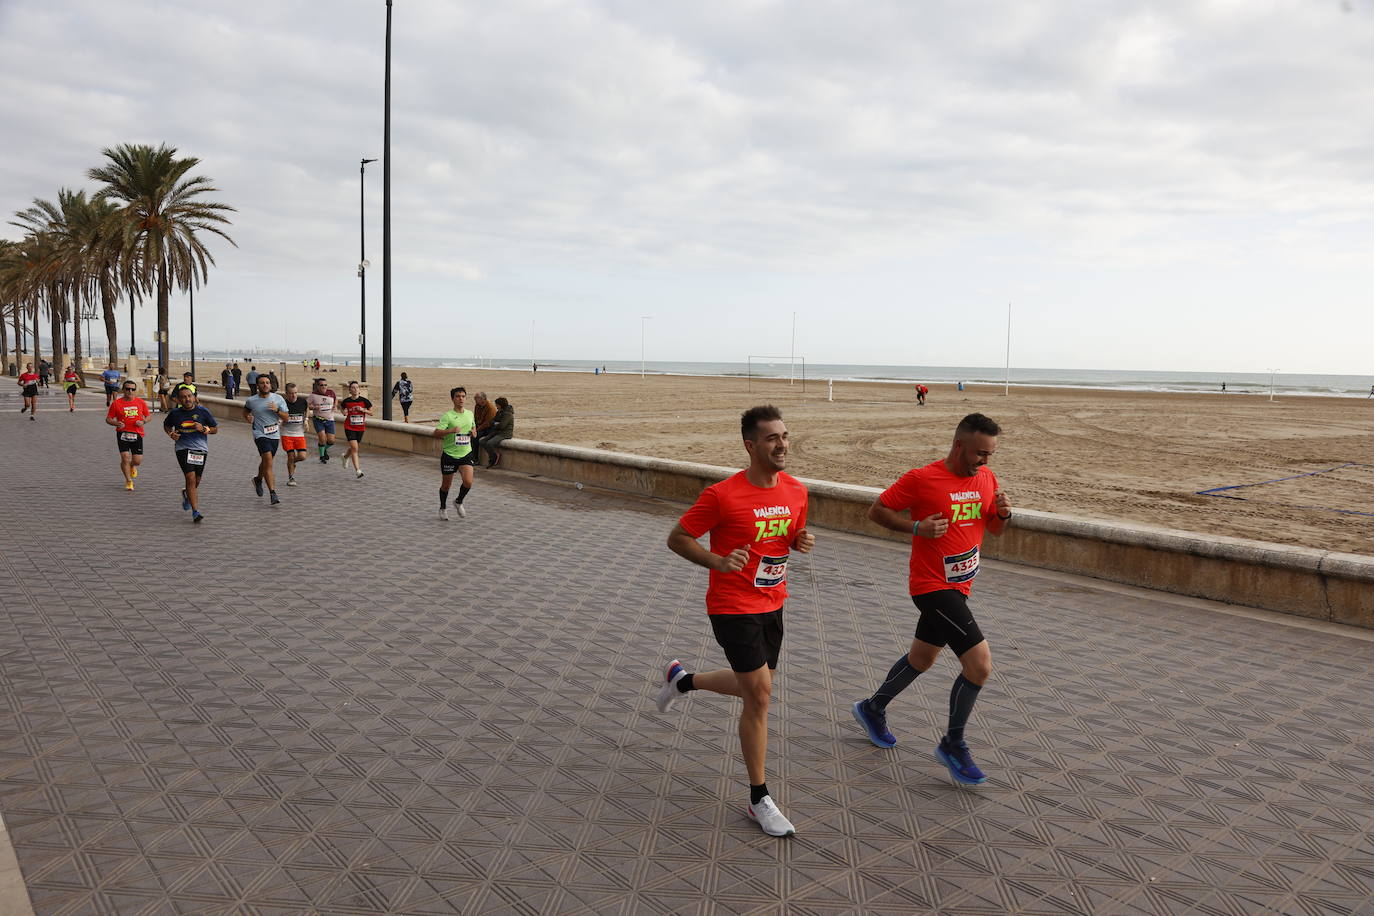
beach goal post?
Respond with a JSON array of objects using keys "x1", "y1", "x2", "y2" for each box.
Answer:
[{"x1": 747, "y1": 356, "x2": 806, "y2": 393}]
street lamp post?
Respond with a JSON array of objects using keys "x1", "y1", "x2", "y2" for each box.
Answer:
[
  {"x1": 189, "y1": 284, "x2": 196, "y2": 381},
  {"x1": 640, "y1": 315, "x2": 651, "y2": 379},
  {"x1": 1268, "y1": 368, "x2": 1279, "y2": 402},
  {"x1": 380, "y1": 0, "x2": 394, "y2": 419},
  {"x1": 359, "y1": 158, "x2": 377, "y2": 383},
  {"x1": 128, "y1": 291, "x2": 136, "y2": 357}
]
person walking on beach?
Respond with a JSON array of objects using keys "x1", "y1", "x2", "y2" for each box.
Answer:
[
  {"x1": 232, "y1": 362, "x2": 242, "y2": 394},
  {"x1": 280, "y1": 382, "x2": 309, "y2": 486},
  {"x1": 339, "y1": 381, "x2": 372, "y2": 479},
  {"x1": 850, "y1": 412, "x2": 1012, "y2": 786},
  {"x1": 163, "y1": 385, "x2": 218, "y2": 523},
  {"x1": 243, "y1": 374, "x2": 289, "y2": 506},
  {"x1": 391, "y1": 372, "x2": 414, "y2": 421},
  {"x1": 654, "y1": 405, "x2": 815, "y2": 837},
  {"x1": 17, "y1": 363, "x2": 39, "y2": 419},
  {"x1": 63, "y1": 365, "x2": 79, "y2": 411},
  {"x1": 432, "y1": 386, "x2": 476, "y2": 519},
  {"x1": 478, "y1": 397, "x2": 514, "y2": 468},
  {"x1": 105, "y1": 380, "x2": 150, "y2": 490},
  {"x1": 307, "y1": 378, "x2": 338, "y2": 463},
  {"x1": 245, "y1": 365, "x2": 259, "y2": 392},
  {"x1": 101, "y1": 362, "x2": 122, "y2": 406}
]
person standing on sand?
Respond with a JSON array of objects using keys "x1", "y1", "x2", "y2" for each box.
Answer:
[
  {"x1": 654, "y1": 405, "x2": 815, "y2": 838},
  {"x1": 851, "y1": 412, "x2": 1012, "y2": 787},
  {"x1": 222, "y1": 363, "x2": 237, "y2": 399},
  {"x1": 391, "y1": 372, "x2": 414, "y2": 421}
]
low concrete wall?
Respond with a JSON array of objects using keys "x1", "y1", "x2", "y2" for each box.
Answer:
[{"x1": 195, "y1": 395, "x2": 1374, "y2": 628}]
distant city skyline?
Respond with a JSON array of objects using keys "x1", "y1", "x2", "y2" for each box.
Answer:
[{"x1": 3, "y1": 1, "x2": 1373, "y2": 376}]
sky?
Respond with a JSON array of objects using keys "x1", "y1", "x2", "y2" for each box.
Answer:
[{"x1": 2, "y1": 0, "x2": 1373, "y2": 374}]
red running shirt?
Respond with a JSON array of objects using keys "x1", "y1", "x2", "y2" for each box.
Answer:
[
  {"x1": 19, "y1": 373, "x2": 39, "y2": 387},
  {"x1": 879, "y1": 460, "x2": 999, "y2": 597},
  {"x1": 106, "y1": 397, "x2": 151, "y2": 435},
  {"x1": 678, "y1": 471, "x2": 809, "y2": 615},
  {"x1": 340, "y1": 396, "x2": 371, "y2": 431}
]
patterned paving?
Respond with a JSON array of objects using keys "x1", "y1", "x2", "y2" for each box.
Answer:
[{"x1": 1, "y1": 384, "x2": 1373, "y2": 915}]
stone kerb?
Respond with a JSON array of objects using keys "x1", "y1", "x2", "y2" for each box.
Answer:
[{"x1": 192, "y1": 394, "x2": 1374, "y2": 628}]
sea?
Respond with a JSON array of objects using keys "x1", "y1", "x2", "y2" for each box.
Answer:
[{"x1": 385, "y1": 358, "x2": 1374, "y2": 399}]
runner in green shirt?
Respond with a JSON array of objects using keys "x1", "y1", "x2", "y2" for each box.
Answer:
[{"x1": 431, "y1": 386, "x2": 476, "y2": 519}]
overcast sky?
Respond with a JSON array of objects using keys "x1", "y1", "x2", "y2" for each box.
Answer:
[{"x1": 2, "y1": 0, "x2": 1372, "y2": 373}]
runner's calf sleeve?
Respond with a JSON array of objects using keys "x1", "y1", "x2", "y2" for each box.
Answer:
[
  {"x1": 869, "y1": 654, "x2": 921, "y2": 711},
  {"x1": 946, "y1": 674, "x2": 982, "y2": 744},
  {"x1": 457, "y1": 484, "x2": 470, "y2": 505},
  {"x1": 439, "y1": 488, "x2": 449, "y2": 508}
]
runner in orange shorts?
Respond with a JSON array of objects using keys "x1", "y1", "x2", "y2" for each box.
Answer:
[{"x1": 279, "y1": 382, "x2": 309, "y2": 486}]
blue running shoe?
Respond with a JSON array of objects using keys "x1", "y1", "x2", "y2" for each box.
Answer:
[
  {"x1": 181, "y1": 488, "x2": 191, "y2": 511},
  {"x1": 192, "y1": 511, "x2": 204, "y2": 524},
  {"x1": 852, "y1": 700, "x2": 896, "y2": 748},
  {"x1": 936, "y1": 737, "x2": 987, "y2": 785}
]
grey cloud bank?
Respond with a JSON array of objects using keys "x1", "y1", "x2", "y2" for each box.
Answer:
[{"x1": 2, "y1": 0, "x2": 1372, "y2": 373}]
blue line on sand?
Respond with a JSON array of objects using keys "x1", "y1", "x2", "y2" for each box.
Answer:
[{"x1": 1196, "y1": 462, "x2": 1374, "y2": 518}]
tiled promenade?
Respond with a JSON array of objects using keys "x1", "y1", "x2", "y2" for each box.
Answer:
[{"x1": 2, "y1": 384, "x2": 1373, "y2": 916}]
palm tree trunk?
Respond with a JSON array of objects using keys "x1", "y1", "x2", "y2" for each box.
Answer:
[
  {"x1": 72, "y1": 302, "x2": 86, "y2": 384},
  {"x1": 31, "y1": 301, "x2": 42, "y2": 375},
  {"x1": 157, "y1": 263, "x2": 169, "y2": 372},
  {"x1": 0, "y1": 309, "x2": 8, "y2": 376},
  {"x1": 11, "y1": 305, "x2": 21, "y2": 375},
  {"x1": 49, "y1": 292, "x2": 65, "y2": 386},
  {"x1": 101, "y1": 283, "x2": 118, "y2": 363}
]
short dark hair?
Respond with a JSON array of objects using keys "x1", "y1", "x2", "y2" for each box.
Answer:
[
  {"x1": 450, "y1": 386, "x2": 466, "y2": 398},
  {"x1": 956, "y1": 412, "x2": 1000, "y2": 438},
  {"x1": 741, "y1": 404, "x2": 783, "y2": 440},
  {"x1": 494, "y1": 396, "x2": 509, "y2": 409}
]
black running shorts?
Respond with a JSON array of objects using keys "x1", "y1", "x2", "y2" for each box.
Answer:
[
  {"x1": 176, "y1": 449, "x2": 208, "y2": 476},
  {"x1": 440, "y1": 452, "x2": 476, "y2": 474},
  {"x1": 710, "y1": 609, "x2": 784, "y2": 673},
  {"x1": 912, "y1": 590, "x2": 985, "y2": 657},
  {"x1": 115, "y1": 431, "x2": 144, "y2": 455},
  {"x1": 254, "y1": 437, "x2": 280, "y2": 455},
  {"x1": 345, "y1": 428, "x2": 365, "y2": 442}
]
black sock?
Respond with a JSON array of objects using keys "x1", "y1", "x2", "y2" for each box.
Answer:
[
  {"x1": 750, "y1": 783, "x2": 769, "y2": 805},
  {"x1": 946, "y1": 674, "x2": 982, "y2": 744},
  {"x1": 457, "y1": 484, "x2": 470, "y2": 505},
  {"x1": 869, "y1": 654, "x2": 921, "y2": 712},
  {"x1": 439, "y1": 488, "x2": 449, "y2": 508},
  {"x1": 676, "y1": 673, "x2": 694, "y2": 693}
]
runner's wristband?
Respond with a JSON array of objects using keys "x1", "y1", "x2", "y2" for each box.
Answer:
[
  {"x1": 997, "y1": 512, "x2": 1012, "y2": 520},
  {"x1": 913, "y1": 522, "x2": 921, "y2": 537}
]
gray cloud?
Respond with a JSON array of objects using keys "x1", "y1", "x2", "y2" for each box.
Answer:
[{"x1": 2, "y1": 0, "x2": 1373, "y2": 371}]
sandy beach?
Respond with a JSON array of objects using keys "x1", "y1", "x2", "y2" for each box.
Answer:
[{"x1": 171, "y1": 360, "x2": 1374, "y2": 555}]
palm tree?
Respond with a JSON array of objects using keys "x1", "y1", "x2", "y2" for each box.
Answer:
[
  {"x1": 88, "y1": 143, "x2": 235, "y2": 372},
  {"x1": 0, "y1": 239, "x2": 15, "y2": 373},
  {"x1": 0, "y1": 233, "x2": 62, "y2": 381},
  {"x1": 13, "y1": 192, "x2": 87, "y2": 385}
]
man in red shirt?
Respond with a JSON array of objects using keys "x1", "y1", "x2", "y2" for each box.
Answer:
[
  {"x1": 852, "y1": 412, "x2": 1012, "y2": 785},
  {"x1": 656, "y1": 405, "x2": 815, "y2": 837},
  {"x1": 105, "y1": 380, "x2": 151, "y2": 490},
  {"x1": 17, "y1": 363, "x2": 40, "y2": 420}
]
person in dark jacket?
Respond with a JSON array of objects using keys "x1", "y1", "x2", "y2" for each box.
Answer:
[{"x1": 477, "y1": 398, "x2": 514, "y2": 468}]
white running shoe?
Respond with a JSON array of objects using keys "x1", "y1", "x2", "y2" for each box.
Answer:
[
  {"x1": 747, "y1": 796, "x2": 796, "y2": 837},
  {"x1": 456, "y1": 504, "x2": 467, "y2": 518},
  {"x1": 655, "y1": 659, "x2": 688, "y2": 713},
  {"x1": 355, "y1": 470, "x2": 364, "y2": 479},
  {"x1": 286, "y1": 476, "x2": 298, "y2": 487},
  {"x1": 439, "y1": 507, "x2": 449, "y2": 521}
]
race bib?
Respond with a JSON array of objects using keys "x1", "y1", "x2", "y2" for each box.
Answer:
[
  {"x1": 753, "y1": 554, "x2": 789, "y2": 588},
  {"x1": 349, "y1": 413, "x2": 364, "y2": 425},
  {"x1": 943, "y1": 546, "x2": 980, "y2": 584},
  {"x1": 262, "y1": 424, "x2": 279, "y2": 435},
  {"x1": 454, "y1": 433, "x2": 470, "y2": 445},
  {"x1": 119, "y1": 432, "x2": 139, "y2": 442},
  {"x1": 185, "y1": 451, "x2": 206, "y2": 465}
]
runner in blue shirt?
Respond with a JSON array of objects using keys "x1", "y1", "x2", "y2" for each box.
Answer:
[
  {"x1": 242, "y1": 374, "x2": 289, "y2": 506},
  {"x1": 101, "y1": 363, "x2": 123, "y2": 406},
  {"x1": 162, "y1": 386, "x2": 218, "y2": 522}
]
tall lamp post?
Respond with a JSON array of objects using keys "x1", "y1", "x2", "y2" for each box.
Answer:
[
  {"x1": 359, "y1": 157, "x2": 377, "y2": 383},
  {"x1": 640, "y1": 315, "x2": 651, "y2": 379},
  {"x1": 380, "y1": 0, "x2": 394, "y2": 419}
]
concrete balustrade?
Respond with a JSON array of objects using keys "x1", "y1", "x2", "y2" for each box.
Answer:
[{"x1": 194, "y1": 394, "x2": 1374, "y2": 628}]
